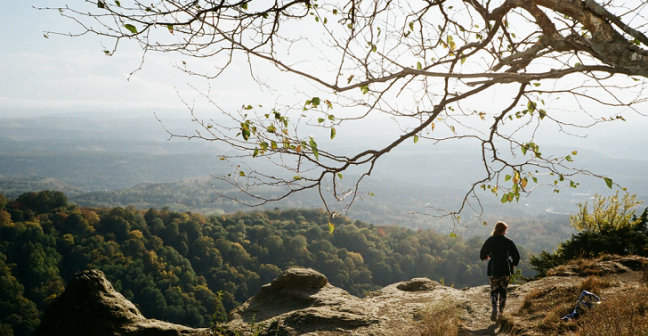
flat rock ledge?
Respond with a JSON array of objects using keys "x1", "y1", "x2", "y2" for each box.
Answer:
[
  {"x1": 34, "y1": 269, "x2": 208, "y2": 336},
  {"x1": 220, "y1": 268, "x2": 457, "y2": 336}
]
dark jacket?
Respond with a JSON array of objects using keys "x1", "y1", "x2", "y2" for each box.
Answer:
[{"x1": 480, "y1": 235, "x2": 520, "y2": 277}]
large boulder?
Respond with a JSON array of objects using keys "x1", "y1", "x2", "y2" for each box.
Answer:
[
  {"x1": 225, "y1": 268, "x2": 380, "y2": 335},
  {"x1": 34, "y1": 269, "x2": 207, "y2": 336}
]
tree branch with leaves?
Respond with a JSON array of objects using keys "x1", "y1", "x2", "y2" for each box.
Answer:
[{"x1": 45, "y1": 0, "x2": 648, "y2": 224}]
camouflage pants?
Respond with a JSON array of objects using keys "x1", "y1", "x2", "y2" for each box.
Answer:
[{"x1": 489, "y1": 275, "x2": 510, "y2": 312}]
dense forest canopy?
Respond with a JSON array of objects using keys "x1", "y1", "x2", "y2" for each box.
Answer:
[
  {"x1": 49, "y1": 0, "x2": 648, "y2": 219},
  {"x1": 0, "y1": 190, "x2": 533, "y2": 336}
]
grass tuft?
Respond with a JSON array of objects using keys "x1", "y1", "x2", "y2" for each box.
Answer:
[{"x1": 413, "y1": 298, "x2": 462, "y2": 336}]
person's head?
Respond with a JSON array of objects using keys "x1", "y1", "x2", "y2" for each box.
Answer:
[{"x1": 492, "y1": 221, "x2": 508, "y2": 236}]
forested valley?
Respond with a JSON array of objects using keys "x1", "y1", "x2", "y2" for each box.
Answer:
[{"x1": 0, "y1": 190, "x2": 535, "y2": 336}]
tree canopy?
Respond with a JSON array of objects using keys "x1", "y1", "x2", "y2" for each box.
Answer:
[{"x1": 48, "y1": 0, "x2": 648, "y2": 219}]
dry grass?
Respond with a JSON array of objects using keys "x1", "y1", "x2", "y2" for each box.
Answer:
[
  {"x1": 547, "y1": 255, "x2": 629, "y2": 277},
  {"x1": 513, "y1": 286, "x2": 580, "y2": 334},
  {"x1": 579, "y1": 276, "x2": 612, "y2": 294},
  {"x1": 413, "y1": 298, "x2": 462, "y2": 336},
  {"x1": 512, "y1": 276, "x2": 646, "y2": 335},
  {"x1": 642, "y1": 263, "x2": 648, "y2": 284},
  {"x1": 575, "y1": 287, "x2": 648, "y2": 336}
]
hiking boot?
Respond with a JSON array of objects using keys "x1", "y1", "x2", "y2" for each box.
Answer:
[{"x1": 490, "y1": 309, "x2": 498, "y2": 321}]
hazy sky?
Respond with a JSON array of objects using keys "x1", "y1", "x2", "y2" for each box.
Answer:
[{"x1": 0, "y1": 1, "x2": 253, "y2": 118}]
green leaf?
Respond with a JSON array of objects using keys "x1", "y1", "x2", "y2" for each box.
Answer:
[
  {"x1": 270, "y1": 141, "x2": 278, "y2": 149},
  {"x1": 449, "y1": 232, "x2": 457, "y2": 238},
  {"x1": 416, "y1": 61, "x2": 422, "y2": 70},
  {"x1": 239, "y1": 171, "x2": 245, "y2": 177},
  {"x1": 371, "y1": 44, "x2": 377, "y2": 52},
  {"x1": 527, "y1": 101, "x2": 536, "y2": 114},
  {"x1": 330, "y1": 127, "x2": 336, "y2": 139},
  {"x1": 328, "y1": 115, "x2": 335, "y2": 121},
  {"x1": 309, "y1": 138, "x2": 319, "y2": 160},
  {"x1": 267, "y1": 125, "x2": 276, "y2": 133},
  {"x1": 318, "y1": 118, "x2": 325, "y2": 123},
  {"x1": 461, "y1": 57, "x2": 466, "y2": 64},
  {"x1": 311, "y1": 97, "x2": 320, "y2": 107},
  {"x1": 501, "y1": 193, "x2": 509, "y2": 203},
  {"x1": 241, "y1": 128, "x2": 250, "y2": 140},
  {"x1": 337, "y1": 173, "x2": 343, "y2": 179},
  {"x1": 521, "y1": 146, "x2": 527, "y2": 155},
  {"x1": 504, "y1": 174, "x2": 511, "y2": 182},
  {"x1": 532, "y1": 176, "x2": 538, "y2": 183},
  {"x1": 413, "y1": 134, "x2": 419, "y2": 143},
  {"x1": 360, "y1": 85, "x2": 369, "y2": 95},
  {"x1": 253, "y1": 148, "x2": 259, "y2": 157},
  {"x1": 409, "y1": 22, "x2": 414, "y2": 31},
  {"x1": 539, "y1": 109, "x2": 547, "y2": 120},
  {"x1": 572, "y1": 151, "x2": 578, "y2": 155},
  {"x1": 604, "y1": 177, "x2": 613, "y2": 189},
  {"x1": 260, "y1": 142, "x2": 269, "y2": 150},
  {"x1": 293, "y1": 175, "x2": 301, "y2": 180},
  {"x1": 97, "y1": 1, "x2": 105, "y2": 8},
  {"x1": 124, "y1": 24, "x2": 138, "y2": 34},
  {"x1": 244, "y1": 105, "x2": 253, "y2": 110},
  {"x1": 241, "y1": 2, "x2": 248, "y2": 10},
  {"x1": 565, "y1": 155, "x2": 573, "y2": 162},
  {"x1": 115, "y1": 0, "x2": 120, "y2": 6},
  {"x1": 333, "y1": 9, "x2": 338, "y2": 15},
  {"x1": 533, "y1": 82, "x2": 541, "y2": 87},
  {"x1": 346, "y1": 75, "x2": 354, "y2": 84},
  {"x1": 167, "y1": 25, "x2": 174, "y2": 34},
  {"x1": 328, "y1": 222, "x2": 335, "y2": 234}
]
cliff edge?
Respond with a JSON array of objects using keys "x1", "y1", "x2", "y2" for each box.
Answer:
[{"x1": 35, "y1": 255, "x2": 648, "y2": 336}]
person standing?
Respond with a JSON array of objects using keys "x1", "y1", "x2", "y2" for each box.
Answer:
[{"x1": 480, "y1": 221, "x2": 520, "y2": 321}]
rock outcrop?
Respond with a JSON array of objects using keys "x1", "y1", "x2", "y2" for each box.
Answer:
[
  {"x1": 34, "y1": 256, "x2": 648, "y2": 336},
  {"x1": 226, "y1": 268, "x2": 380, "y2": 335},
  {"x1": 34, "y1": 269, "x2": 208, "y2": 336}
]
